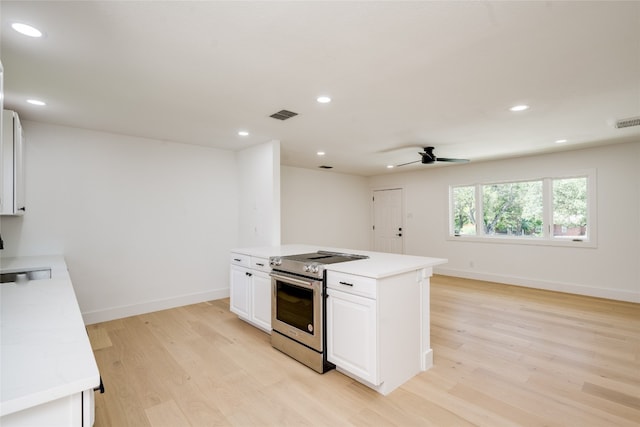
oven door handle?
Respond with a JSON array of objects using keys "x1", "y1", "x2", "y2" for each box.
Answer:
[{"x1": 270, "y1": 273, "x2": 314, "y2": 288}]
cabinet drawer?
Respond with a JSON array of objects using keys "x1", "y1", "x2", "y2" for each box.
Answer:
[
  {"x1": 230, "y1": 253, "x2": 250, "y2": 267},
  {"x1": 251, "y1": 257, "x2": 270, "y2": 273},
  {"x1": 326, "y1": 271, "x2": 377, "y2": 299}
]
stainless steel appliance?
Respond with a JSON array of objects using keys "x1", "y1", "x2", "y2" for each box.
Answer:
[{"x1": 269, "y1": 251, "x2": 368, "y2": 373}]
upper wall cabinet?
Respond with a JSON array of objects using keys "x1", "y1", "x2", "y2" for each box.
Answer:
[
  {"x1": 0, "y1": 61, "x2": 4, "y2": 214},
  {"x1": 1, "y1": 110, "x2": 26, "y2": 215}
]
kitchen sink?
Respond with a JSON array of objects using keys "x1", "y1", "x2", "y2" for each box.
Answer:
[{"x1": 0, "y1": 268, "x2": 52, "y2": 283}]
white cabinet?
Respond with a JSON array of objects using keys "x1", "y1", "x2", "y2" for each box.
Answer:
[
  {"x1": 326, "y1": 269, "x2": 425, "y2": 395},
  {"x1": 229, "y1": 253, "x2": 271, "y2": 332},
  {"x1": 326, "y1": 287, "x2": 378, "y2": 385},
  {"x1": 230, "y1": 262, "x2": 251, "y2": 319},
  {"x1": 250, "y1": 270, "x2": 272, "y2": 331},
  {"x1": 1, "y1": 110, "x2": 25, "y2": 216},
  {"x1": 1, "y1": 390, "x2": 94, "y2": 427}
]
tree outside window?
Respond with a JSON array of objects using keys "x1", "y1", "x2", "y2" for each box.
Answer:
[
  {"x1": 553, "y1": 177, "x2": 587, "y2": 238},
  {"x1": 450, "y1": 174, "x2": 591, "y2": 245},
  {"x1": 482, "y1": 181, "x2": 543, "y2": 237},
  {"x1": 452, "y1": 185, "x2": 476, "y2": 235}
]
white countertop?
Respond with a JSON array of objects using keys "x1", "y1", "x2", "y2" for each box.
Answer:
[
  {"x1": 0, "y1": 255, "x2": 100, "y2": 417},
  {"x1": 231, "y1": 244, "x2": 447, "y2": 279}
]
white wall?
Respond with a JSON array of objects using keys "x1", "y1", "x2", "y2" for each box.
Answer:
[
  {"x1": 369, "y1": 141, "x2": 640, "y2": 302},
  {"x1": 237, "y1": 140, "x2": 280, "y2": 247},
  {"x1": 281, "y1": 166, "x2": 371, "y2": 250},
  {"x1": 0, "y1": 121, "x2": 240, "y2": 323}
]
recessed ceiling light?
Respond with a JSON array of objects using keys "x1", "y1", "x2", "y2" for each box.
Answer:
[
  {"x1": 26, "y1": 99, "x2": 46, "y2": 106},
  {"x1": 317, "y1": 96, "x2": 331, "y2": 104},
  {"x1": 510, "y1": 104, "x2": 529, "y2": 112},
  {"x1": 317, "y1": 151, "x2": 325, "y2": 156},
  {"x1": 555, "y1": 139, "x2": 567, "y2": 144},
  {"x1": 238, "y1": 130, "x2": 249, "y2": 136},
  {"x1": 386, "y1": 165, "x2": 394, "y2": 169},
  {"x1": 12, "y1": 23, "x2": 42, "y2": 38}
]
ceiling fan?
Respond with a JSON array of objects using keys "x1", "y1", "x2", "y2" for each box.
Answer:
[{"x1": 396, "y1": 146, "x2": 469, "y2": 167}]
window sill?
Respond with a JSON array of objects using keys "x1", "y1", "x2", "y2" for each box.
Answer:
[{"x1": 447, "y1": 235, "x2": 596, "y2": 248}]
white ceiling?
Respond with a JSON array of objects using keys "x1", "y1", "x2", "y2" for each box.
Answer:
[{"x1": 1, "y1": 1, "x2": 639, "y2": 176}]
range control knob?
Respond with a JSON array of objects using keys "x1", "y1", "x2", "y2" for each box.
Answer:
[
  {"x1": 269, "y1": 257, "x2": 282, "y2": 266},
  {"x1": 309, "y1": 263, "x2": 320, "y2": 274},
  {"x1": 303, "y1": 264, "x2": 311, "y2": 272}
]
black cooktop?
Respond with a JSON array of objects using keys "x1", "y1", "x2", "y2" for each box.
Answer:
[{"x1": 283, "y1": 251, "x2": 368, "y2": 264}]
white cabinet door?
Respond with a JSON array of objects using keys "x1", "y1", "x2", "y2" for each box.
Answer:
[
  {"x1": 230, "y1": 264, "x2": 251, "y2": 320},
  {"x1": 326, "y1": 288, "x2": 379, "y2": 385},
  {"x1": 1, "y1": 110, "x2": 25, "y2": 215},
  {"x1": 251, "y1": 271, "x2": 272, "y2": 331},
  {"x1": 0, "y1": 392, "x2": 84, "y2": 427}
]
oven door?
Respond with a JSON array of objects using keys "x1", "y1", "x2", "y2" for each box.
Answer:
[{"x1": 271, "y1": 272, "x2": 323, "y2": 352}]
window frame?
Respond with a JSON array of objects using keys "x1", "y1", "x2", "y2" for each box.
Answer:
[{"x1": 448, "y1": 169, "x2": 596, "y2": 248}]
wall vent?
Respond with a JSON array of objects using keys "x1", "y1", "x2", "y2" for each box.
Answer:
[
  {"x1": 615, "y1": 116, "x2": 640, "y2": 129},
  {"x1": 270, "y1": 110, "x2": 298, "y2": 120}
]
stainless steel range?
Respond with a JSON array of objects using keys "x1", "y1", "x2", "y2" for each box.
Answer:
[{"x1": 269, "y1": 251, "x2": 368, "y2": 373}]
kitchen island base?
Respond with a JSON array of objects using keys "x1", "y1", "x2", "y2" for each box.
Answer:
[
  {"x1": 229, "y1": 245, "x2": 447, "y2": 395},
  {"x1": 326, "y1": 268, "x2": 434, "y2": 396}
]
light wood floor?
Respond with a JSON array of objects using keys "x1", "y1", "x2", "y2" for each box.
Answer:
[{"x1": 87, "y1": 275, "x2": 640, "y2": 426}]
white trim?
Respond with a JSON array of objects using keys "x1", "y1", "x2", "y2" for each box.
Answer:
[
  {"x1": 82, "y1": 288, "x2": 230, "y2": 325},
  {"x1": 447, "y1": 234, "x2": 597, "y2": 248},
  {"x1": 435, "y1": 267, "x2": 639, "y2": 303}
]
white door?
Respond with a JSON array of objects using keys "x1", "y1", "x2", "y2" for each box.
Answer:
[{"x1": 373, "y1": 188, "x2": 404, "y2": 254}]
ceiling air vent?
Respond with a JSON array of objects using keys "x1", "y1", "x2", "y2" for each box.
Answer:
[
  {"x1": 270, "y1": 109, "x2": 298, "y2": 120},
  {"x1": 615, "y1": 116, "x2": 640, "y2": 129}
]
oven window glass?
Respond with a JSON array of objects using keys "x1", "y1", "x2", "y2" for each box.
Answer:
[{"x1": 275, "y1": 280, "x2": 314, "y2": 334}]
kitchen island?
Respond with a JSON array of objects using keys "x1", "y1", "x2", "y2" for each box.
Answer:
[
  {"x1": 230, "y1": 244, "x2": 446, "y2": 395},
  {"x1": 0, "y1": 255, "x2": 101, "y2": 426}
]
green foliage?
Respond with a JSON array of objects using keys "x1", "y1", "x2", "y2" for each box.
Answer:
[
  {"x1": 452, "y1": 186, "x2": 475, "y2": 235},
  {"x1": 451, "y1": 176, "x2": 588, "y2": 239},
  {"x1": 482, "y1": 181, "x2": 542, "y2": 236},
  {"x1": 553, "y1": 178, "x2": 587, "y2": 228}
]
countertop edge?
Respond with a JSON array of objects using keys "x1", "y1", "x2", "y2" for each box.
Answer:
[
  {"x1": 231, "y1": 244, "x2": 448, "y2": 279},
  {"x1": 0, "y1": 255, "x2": 101, "y2": 417}
]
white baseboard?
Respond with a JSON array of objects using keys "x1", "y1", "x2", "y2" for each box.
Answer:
[
  {"x1": 82, "y1": 288, "x2": 230, "y2": 325},
  {"x1": 422, "y1": 348, "x2": 433, "y2": 371},
  {"x1": 434, "y1": 267, "x2": 639, "y2": 303}
]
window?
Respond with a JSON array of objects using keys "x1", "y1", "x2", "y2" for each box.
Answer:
[
  {"x1": 452, "y1": 185, "x2": 476, "y2": 236},
  {"x1": 450, "y1": 172, "x2": 594, "y2": 246},
  {"x1": 552, "y1": 177, "x2": 588, "y2": 239},
  {"x1": 482, "y1": 180, "x2": 543, "y2": 237}
]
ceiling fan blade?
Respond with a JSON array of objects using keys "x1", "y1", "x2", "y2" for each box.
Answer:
[
  {"x1": 436, "y1": 157, "x2": 469, "y2": 163},
  {"x1": 396, "y1": 160, "x2": 421, "y2": 167}
]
